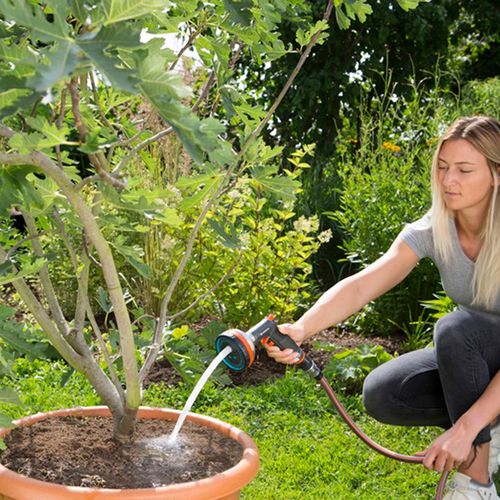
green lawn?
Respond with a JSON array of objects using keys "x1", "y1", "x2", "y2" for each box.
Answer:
[{"x1": 0, "y1": 358, "x2": 491, "y2": 499}]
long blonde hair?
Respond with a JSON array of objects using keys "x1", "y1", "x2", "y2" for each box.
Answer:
[{"x1": 430, "y1": 116, "x2": 500, "y2": 309}]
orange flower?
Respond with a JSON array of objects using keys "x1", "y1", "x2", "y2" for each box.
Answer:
[{"x1": 382, "y1": 141, "x2": 401, "y2": 153}]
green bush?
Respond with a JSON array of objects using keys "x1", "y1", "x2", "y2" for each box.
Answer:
[
  {"x1": 191, "y1": 146, "x2": 332, "y2": 326},
  {"x1": 330, "y1": 75, "x2": 500, "y2": 334}
]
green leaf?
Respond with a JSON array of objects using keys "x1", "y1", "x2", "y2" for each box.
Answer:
[
  {"x1": 0, "y1": 329, "x2": 48, "y2": 359},
  {"x1": 0, "y1": 166, "x2": 44, "y2": 215},
  {"x1": 97, "y1": 287, "x2": 113, "y2": 314},
  {"x1": 348, "y1": 1, "x2": 373, "y2": 23},
  {"x1": 0, "y1": 412, "x2": 14, "y2": 428},
  {"x1": 222, "y1": 0, "x2": 253, "y2": 26},
  {"x1": 296, "y1": 20, "x2": 329, "y2": 48},
  {"x1": 25, "y1": 117, "x2": 73, "y2": 146},
  {"x1": 0, "y1": 387, "x2": 21, "y2": 405},
  {"x1": 28, "y1": 40, "x2": 80, "y2": 91},
  {"x1": 76, "y1": 25, "x2": 142, "y2": 94},
  {"x1": 396, "y1": 0, "x2": 429, "y2": 11},
  {"x1": 176, "y1": 169, "x2": 225, "y2": 210},
  {"x1": 0, "y1": 257, "x2": 46, "y2": 286},
  {"x1": 251, "y1": 166, "x2": 301, "y2": 202},
  {"x1": 70, "y1": 0, "x2": 90, "y2": 23},
  {"x1": 0, "y1": 0, "x2": 71, "y2": 43},
  {"x1": 0, "y1": 89, "x2": 39, "y2": 119},
  {"x1": 111, "y1": 241, "x2": 152, "y2": 279},
  {"x1": 137, "y1": 45, "x2": 192, "y2": 100},
  {"x1": 208, "y1": 219, "x2": 241, "y2": 249},
  {"x1": 101, "y1": 0, "x2": 169, "y2": 26},
  {"x1": 335, "y1": 7, "x2": 351, "y2": 30}
]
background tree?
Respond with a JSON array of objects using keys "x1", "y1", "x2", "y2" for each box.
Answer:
[{"x1": 232, "y1": 0, "x2": 500, "y2": 286}]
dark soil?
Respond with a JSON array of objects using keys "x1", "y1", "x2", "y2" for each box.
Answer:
[{"x1": 0, "y1": 416, "x2": 243, "y2": 488}]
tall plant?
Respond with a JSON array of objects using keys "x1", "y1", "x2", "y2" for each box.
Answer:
[{"x1": 0, "y1": 0, "x2": 426, "y2": 442}]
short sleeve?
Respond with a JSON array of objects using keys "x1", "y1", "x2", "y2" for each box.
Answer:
[{"x1": 398, "y1": 213, "x2": 434, "y2": 259}]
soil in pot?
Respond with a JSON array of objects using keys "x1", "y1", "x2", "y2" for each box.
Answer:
[{"x1": 0, "y1": 416, "x2": 243, "y2": 489}]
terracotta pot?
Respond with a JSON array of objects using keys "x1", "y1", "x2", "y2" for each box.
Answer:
[{"x1": 0, "y1": 406, "x2": 259, "y2": 500}]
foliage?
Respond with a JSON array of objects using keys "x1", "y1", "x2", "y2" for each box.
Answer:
[
  {"x1": 330, "y1": 73, "x2": 444, "y2": 333},
  {"x1": 2, "y1": 0, "x2": 370, "y2": 439},
  {"x1": 421, "y1": 291, "x2": 457, "y2": 321},
  {"x1": 190, "y1": 145, "x2": 331, "y2": 325},
  {"x1": 322, "y1": 344, "x2": 393, "y2": 394},
  {"x1": 331, "y1": 75, "x2": 500, "y2": 335},
  {"x1": 0, "y1": 303, "x2": 59, "y2": 375},
  {"x1": 389, "y1": 309, "x2": 433, "y2": 352},
  {"x1": 162, "y1": 321, "x2": 232, "y2": 386},
  {"x1": 232, "y1": 1, "x2": 499, "y2": 286}
]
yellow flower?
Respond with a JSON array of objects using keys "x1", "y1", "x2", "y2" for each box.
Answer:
[{"x1": 382, "y1": 141, "x2": 401, "y2": 153}]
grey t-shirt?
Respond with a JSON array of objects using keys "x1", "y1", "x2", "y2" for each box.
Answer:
[{"x1": 398, "y1": 213, "x2": 500, "y2": 315}]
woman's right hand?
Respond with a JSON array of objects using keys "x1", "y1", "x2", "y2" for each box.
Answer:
[{"x1": 263, "y1": 323, "x2": 308, "y2": 365}]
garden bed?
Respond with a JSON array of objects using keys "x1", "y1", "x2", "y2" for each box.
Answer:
[{"x1": 145, "y1": 325, "x2": 406, "y2": 387}]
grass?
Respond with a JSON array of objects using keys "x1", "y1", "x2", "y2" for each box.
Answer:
[{"x1": 0, "y1": 358, "x2": 493, "y2": 499}]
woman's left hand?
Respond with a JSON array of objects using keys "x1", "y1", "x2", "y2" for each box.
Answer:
[{"x1": 422, "y1": 423, "x2": 474, "y2": 473}]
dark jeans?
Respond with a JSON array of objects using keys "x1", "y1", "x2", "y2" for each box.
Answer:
[{"x1": 362, "y1": 309, "x2": 500, "y2": 445}]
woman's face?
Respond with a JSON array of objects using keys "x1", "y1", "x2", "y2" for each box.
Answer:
[{"x1": 437, "y1": 139, "x2": 496, "y2": 215}]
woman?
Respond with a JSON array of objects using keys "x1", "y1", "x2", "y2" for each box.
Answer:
[{"x1": 265, "y1": 116, "x2": 500, "y2": 499}]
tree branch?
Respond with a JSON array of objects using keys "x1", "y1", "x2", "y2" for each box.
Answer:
[
  {"x1": 4, "y1": 231, "x2": 48, "y2": 261},
  {"x1": 0, "y1": 124, "x2": 14, "y2": 138},
  {"x1": 139, "y1": 252, "x2": 241, "y2": 383},
  {"x1": 20, "y1": 210, "x2": 70, "y2": 338},
  {"x1": 68, "y1": 78, "x2": 126, "y2": 190}
]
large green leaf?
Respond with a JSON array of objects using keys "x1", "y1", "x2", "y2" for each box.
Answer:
[
  {"x1": 250, "y1": 165, "x2": 300, "y2": 202},
  {"x1": 28, "y1": 40, "x2": 80, "y2": 91},
  {"x1": 0, "y1": 0, "x2": 71, "y2": 43},
  {"x1": 137, "y1": 48, "x2": 192, "y2": 100},
  {"x1": 0, "y1": 166, "x2": 44, "y2": 215},
  {"x1": 76, "y1": 25, "x2": 142, "y2": 94},
  {"x1": 101, "y1": 0, "x2": 169, "y2": 26},
  {"x1": 0, "y1": 387, "x2": 20, "y2": 405}
]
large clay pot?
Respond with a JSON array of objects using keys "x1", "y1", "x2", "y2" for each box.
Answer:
[{"x1": 0, "y1": 406, "x2": 259, "y2": 500}]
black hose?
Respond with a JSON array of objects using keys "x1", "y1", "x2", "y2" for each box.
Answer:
[{"x1": 318, "y1": 375, "x2": 449, "y2": 499}]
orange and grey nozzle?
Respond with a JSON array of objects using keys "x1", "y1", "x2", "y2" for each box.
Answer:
[{"x1": 215, "y1": 315, "x2": 322, "y2": 379}]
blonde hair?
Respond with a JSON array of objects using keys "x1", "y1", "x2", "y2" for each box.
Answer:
[{"x1": 430, "y1": 116, "x2": 500, "y2": 309}]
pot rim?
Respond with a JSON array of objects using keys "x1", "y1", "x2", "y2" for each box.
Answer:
[{"x1": 0, "y1": 406, "x2": 259, "y2": 499}]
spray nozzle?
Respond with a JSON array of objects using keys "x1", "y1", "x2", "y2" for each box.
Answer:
[{"x1": 215, "y1": 315, "x2": 322, "y2": 380}]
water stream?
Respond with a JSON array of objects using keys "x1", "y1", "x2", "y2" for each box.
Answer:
[{"x1": 167, "y1": 345, "x2": 232, "y2": 444}]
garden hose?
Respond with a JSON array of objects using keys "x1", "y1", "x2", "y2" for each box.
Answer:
[
  {"x1": 216, "y1": 315, "x2": 449, "y2": 499},
  {"x1": 317, "y1": 375, "x2": 449, "y2": 499}
]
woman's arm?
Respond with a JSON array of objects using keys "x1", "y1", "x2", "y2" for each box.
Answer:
[{"x1": 266, "y1": 237, "x2": 420, "y2": 364}]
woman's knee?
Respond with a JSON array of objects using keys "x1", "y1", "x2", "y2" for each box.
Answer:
[
  {"x1": 433, "y1": 310, "x2": 472, "y2": 353},
  {"x1": 362, "y1": 368, "x2": 396, "y2": 423}
]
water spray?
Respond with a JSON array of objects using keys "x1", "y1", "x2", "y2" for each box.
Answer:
[{"x1": 215, "y1": 314, "x2": 449, "y2": 499}]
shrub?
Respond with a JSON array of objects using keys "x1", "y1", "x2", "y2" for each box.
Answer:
[{"x1": 330, "y1": 75, "x2": 500, "y2": 334}]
